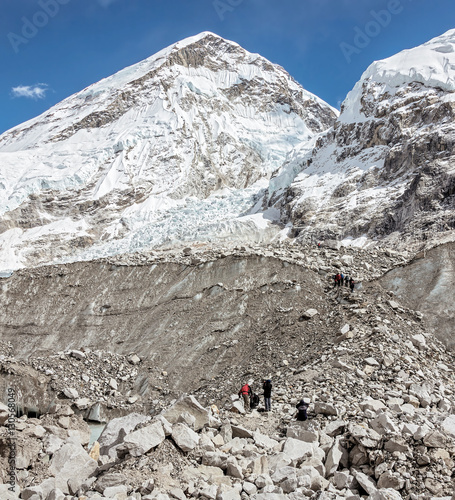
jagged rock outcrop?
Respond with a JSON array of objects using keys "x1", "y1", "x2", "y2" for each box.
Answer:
[{"x1": 270, "y1": 29, "x2": 455, "y2": 253}]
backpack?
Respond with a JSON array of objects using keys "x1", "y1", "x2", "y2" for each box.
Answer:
[{"x1": 251, "y1": 393, "x2": 260, "y2": 407}]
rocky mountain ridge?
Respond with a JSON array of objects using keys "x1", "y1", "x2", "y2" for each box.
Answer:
[{"x1": 268, "y1": 29, "x2": 455, "y2": 254}]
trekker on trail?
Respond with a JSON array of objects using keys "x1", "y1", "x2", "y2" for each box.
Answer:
[
  {"x1": 340, "y1": 273, "x2": 345, "y2": 286},
  {"x1": 350, "y1": 279, "x2": 355, "y2": 293},
  {"x1": 295, "y1": 398, "x2": 310, "y2": 421},
  {"x1": 344, "y1": 275, "x2": 350, "y2": 287},
  {"x1": 263, "y1": 379, "x2": 272, "y2": 411},
  {"x1": 334, "y1": 273, "x2": 341, "y2": 288},
  {"x1": 239, "y1": 382, "x2": 252, "y2": 411}
]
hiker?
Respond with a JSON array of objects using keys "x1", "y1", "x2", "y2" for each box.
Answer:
[
  {"x1": 263, "y1": 379, "x2": 272, "y2": 411},
  {"x1": 317, "y1": 242, "x2": 321, "y2": 249},
  {"x1": 335, "y1": 273, "x2": 341, "y2": 287},
  {"x1": 238, "y1": 382, "x2": 252, "y2": 411},
  {"x1": 340, "y1": 273, "x2": 345, "y2": 286},
  {"x1": 350, "y1": 279, "x2": 355, "y2": 293},
  {"x1": 344, "y1": 275, "x2": 350, "y2": 287},
  {"x1": 295, "y1": 398, "x2": 310, "y2": 421}
]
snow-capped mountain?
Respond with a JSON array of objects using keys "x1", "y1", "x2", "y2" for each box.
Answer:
[
  {"x1": 0, "y1": 32, "x2": 337, "y2": 270},
  {"x1": 270, "y1": 29, "x2": 455, "y2": 250}
]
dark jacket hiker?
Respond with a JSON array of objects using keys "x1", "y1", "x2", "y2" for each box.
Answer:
[
  {"x1": 296, "y1": 399, "x2": 309, "y2": 421},
  {"x1": 263, "y1": 379, "x2": 272, "y2": 411}
]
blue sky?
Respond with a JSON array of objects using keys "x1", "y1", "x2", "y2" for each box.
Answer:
[{"x1": 1, "y1": 0, "x2": 454, "y2": 134}]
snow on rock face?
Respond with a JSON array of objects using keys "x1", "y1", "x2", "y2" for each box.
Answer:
[
  {"x1": 341, "y1": 28, "x2": 455, "y2": 124},
  {"x1": 0, "y1": 32, "x2": 337, "y2": 270},
  {"x1": 271, "y1": 29, "x2": 455, "y2": 251}
]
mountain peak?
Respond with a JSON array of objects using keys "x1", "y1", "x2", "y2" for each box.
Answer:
[{"x1": 0, "y1": 32, "x2": 337, "y2": 270}]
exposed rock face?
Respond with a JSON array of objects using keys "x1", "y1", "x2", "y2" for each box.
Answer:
[
  {"x1": 0, "y1": 32, "x2": 336, "y2": 271},
  {"x1": 270, "y1": 29, "x2": 455, "y2": 252},
  {"x1": 379, "y1": 242, "x2": 455, "y2": 349}
]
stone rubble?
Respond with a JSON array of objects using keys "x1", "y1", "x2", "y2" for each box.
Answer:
[{"x1": 1, "y1": 244, "x2": 455, "y2": 499}]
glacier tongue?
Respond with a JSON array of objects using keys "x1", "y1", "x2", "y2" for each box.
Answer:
[{"x1": 0, "y1": 32, "x2": 337, "y2": 270}]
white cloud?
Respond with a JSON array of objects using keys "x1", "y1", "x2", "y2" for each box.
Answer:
[{"x1": 11, "y1": 84, "x2": 48, "y2": 100}]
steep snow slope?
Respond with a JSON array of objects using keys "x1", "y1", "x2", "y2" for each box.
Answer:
[
  {"x1": 0, "y1": 32, "x2": 337, "y2": 270},
  {"x1": 269, "y1": 29, "x2": 455, "y2": 251}
]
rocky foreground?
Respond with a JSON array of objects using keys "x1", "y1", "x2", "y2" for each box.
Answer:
[{"x1": 1, "y1": 264, "x2": 455, "y2": 499}]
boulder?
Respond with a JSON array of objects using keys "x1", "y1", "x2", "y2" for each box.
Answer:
[
  {"x1": 377, "y1": 471, "x2": 405, "y2": 490},
  {"x1": 177, "y1": 411, "x2": 196, "y2": 429},
  {"x1": 286, "y1": 424, "x2": 318, "y2": 443},
  {"x1": 95, "y1": 473, "x2": 127, "y2": 493},
  {"x1": 384, "y1": 438, "x2": 410, "y2": 455},
  {"x1": 409, "y1": 383, "x2": 432, "y2": 408},
  {"x1": 123, "y1": 421, "x2": 165, "y2": 456},
  {"x1": 410, "y1": 334, "x2": 426, "y2": 349},
  {"x1": 88, "y1": 402, "x2": 108, "y2": 423},
  {"x1": 313, "y1": 402, "x2": 337, "y2": 417},
  {"x1": 332, "y1": 470, "x2": 355, "y2": 490},
  {"x1": 231, "y1": 425, "x2": 253, "y2": 439},
  {"x1": 441, "y1": 414, "x2": 455, "y2": 438},
  {"x1": 172, "y1": 423, "x2": 200, "y2": 452},
  {"x1": 49, "y1": 442, "x2": 97, "y2": 494},
  {"x1": 282, "y1": 437, "x2": 314, "y2": 462},
  {"x1": 325, "y1": 438, "x2": 345, "y2": 477},
  {"x1": 423, "y1": 430, "x2": 446, "y2": 448},
  {"x1": 369, "y1": 489, "x2": 403, "y2": 500},
  {"x1": 253, "y1": 430, "x2": 279, "y2": 450},
  {"x1": 351, "y1": 469, "x2": 377, "y2": 495},
  {"x1": 0, "y1": 403, "x2": 9, "y2": 425},
  {"x1": 98, "y1": 412, "x2": 149, "y2": 457},
  {"x1": 162, "y1": 395, "x2": 209, "y2": 431},
  {"x1": 300, "y1": 308, "x2": 319, "y2": 320},
  {"x1": 360, "y1": 399, "x2": 386, "y2": 413},
  {"x1": 63, "y1": 388, "x2": 79, "y2": 399},
  {"x1": 370, "y1": 413, "x2": 399, "y2": 435},
  {"x1": 323, "y1": 420, "x2": 345, "y2": 437},
  {"x1": 348, "y1": 423, "x2": 381, "y2": 448}
]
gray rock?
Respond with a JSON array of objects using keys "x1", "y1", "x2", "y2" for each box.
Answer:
[
  {"x1": 423, "y1": 430, "x2": 446, "y2": 448},
  {"x1": 0, "y1": 403, "x2": 9, "y2": 426},
  {"x1": 98, "y1": 413, "x2": 149, "y2": 457},
  {"x1": 369, "y1": 489, "x2": 403, "y2": 500},
  {"x1": 286, "y1": 424, "x2": 318, "y2": 443},
  {"x1": 313, "y1": 402, "x2": 337, "y2": 417},
  {"x1": 300, "y1": 309, "x2": 319, "y2": 320},
  {"x1": 323, "y1": 420, "x2": 345, "y2": 437},
  {"x1": 103, "y1": 485, "x2": 128, "y2": 498},
  {"x1": 442, "y1": 414, "x2": 455, "y2": 438},
  {"x1": 162, "y1": 395, "x2": 209, "y2": 431},
  {"x1": 96, "y1": 473, "x2": 127, "y2": 493},
  {"x1": 21, "y1": 487, "x2": 43, "y2": 500},
  {"x1": 370, "y1": 413, "x2": 399, "y2": 435},
  {"x1": 282, "y1": 438, "x2": 315, "y2": 462},
  {"x1": 49, "y1": 442, "x2": 97, "y2": 494},
  {"x1": 47, "y1": 490, "x2": 65, "y2": 500},
  {"x1": 377, "y1": 471, "x2": 405, "y2": 490},
  {"x1": 171, "y1": 423, "x2": 200, "y2": 452},
  {"x1": 231, "y1": 425, "x2": 253, "y2": 439},
  {"x1": 63, "y1": 387, "x2": 79, "y2": 399},
  {"x1": 325, "y1": 437, "x2": 345, "y2": 477},
  {"x1": 123, "y1": 421, "x2": 165, "y2": 456},
  {"x1": 409, "y1": 383, "x2": 432, "y2": 408},
  {"x1": 351, "y1": 469, "x2": 377, "y2": 495}
]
